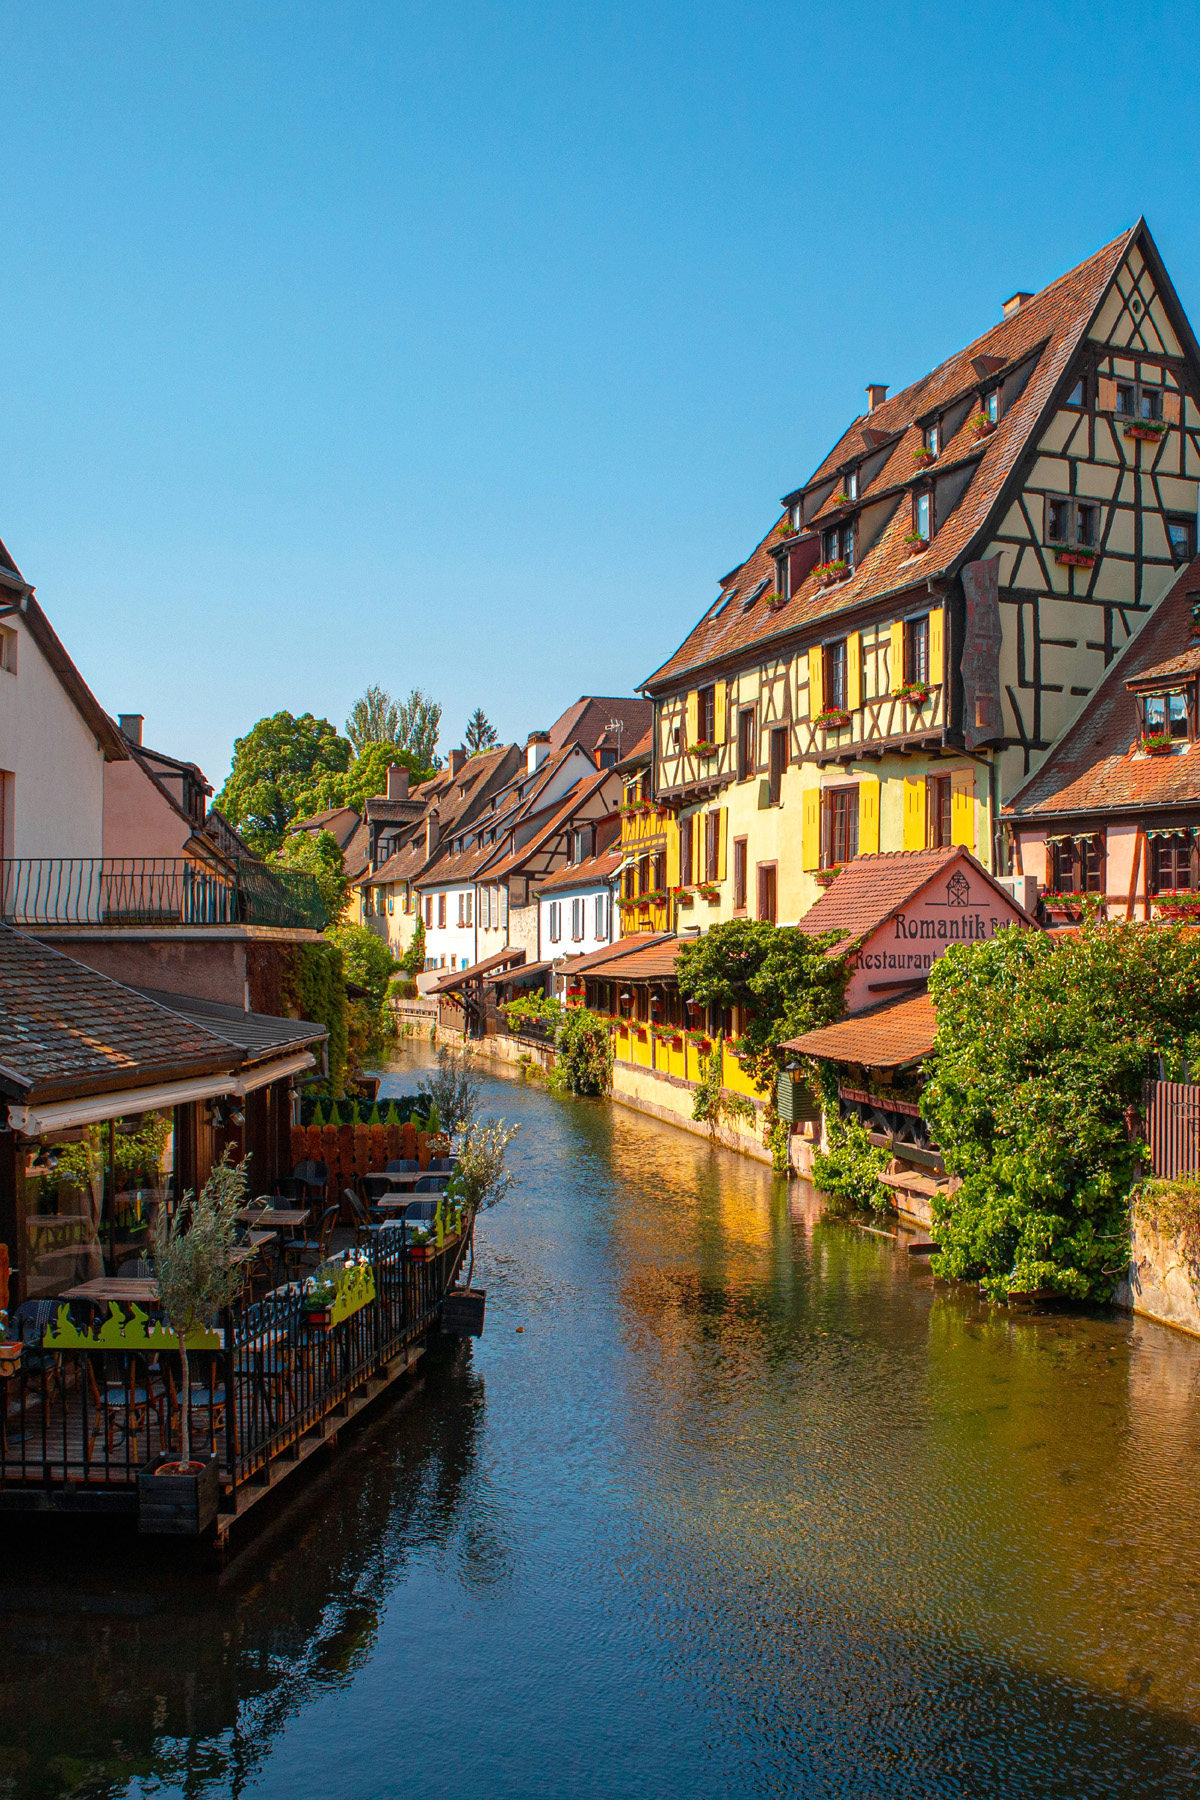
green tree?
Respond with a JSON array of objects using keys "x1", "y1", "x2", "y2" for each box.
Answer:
[
  {"x1": 215, "y1": 712, "x2": 351, "y2": 854},
  {"x1": 397, "y1": 688, "x2": 442, "y2": 770},
  {"x1": 675, "y1": 918, "x2": 848, "y2": 1091},
  {"x1": 401, "y1": 914, "x2": 426, "y2": 976},
  {"x1": 923, "y1": 918, "x2": 1200, "y2": 1300},
  {"x1": 292, "y1": 741, "x2": 434, "y2": 821},
  {"x1": 327, "y1": 922, "x2": 400, "y2": 1011},
  {"x1": 464, "y1": 708, "x2": 499, "y2": 755},
  {"x1": 346, "y1": 684, "x2": 400, "y2": 754},
  {"x1": 272, "y1": 828, "x2": 350, "y2": 923}
]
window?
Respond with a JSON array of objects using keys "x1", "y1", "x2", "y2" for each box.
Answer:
[
  {"x1": 572, "y1": 897, "x2": 584, "y2": 941},
  {"x1": 738, "y1": 708, "x2": 756, "y2": 781},
  {"x1": 637, "y1": 854, "x2": 650, "y2": 895},
  {"x1": 549, "y1": 901, "x2": 561, "y2": 943},
  {"x1": 595, "y1": 893, "x2": 608, "y2": 939},
  {"x1": 757, "y1": 863, "x2": 777, "y2": 924},
  {"x1": 733, "y1": 837, "x2": 748, "y2": 910},
  {"x1": 1168, "y1": 517, "x2": 1196, "y2": 563},
  {"x1": 1046, "y1": 496, "x2": 1100, "y2": 550},
  {"x1": 425, "y1": 896, "x2": 433, "y2": 927},
  {"x1": 698, "y1": 685, "x2": 716, "y2": 744},
  {"x1": 705, "y1": 811, "x2": 720, "y2": 882},
  {"x1": 1141, "y1": 387, "x2": 1164, "y2": 421},
  {"x1": 846, "y1": 469, "x2": 859, "y2": 499},
  {"x1": 1052, "y1": 834, "x2": 1104, "y2": 894},
  {"x1": 1065, "y1": 375, "x2": 1087, "y2": 407},
  {"x1": 465, "y1": 891, "x2": 473, "y2": 926},
  {"x1": 928, "y1": 775, "x2": 953, "y2": 848},
  {"x1": 983, "y1": 389, "x2": 999, "y2": 424},
  {"x1": 500, "y1": 885, "x2": 508, "y2": 927},
  {"x1": 1115, "y1": 380, "x2": 1162, "y2": 420},
  {"x1": 824, "y1": 639, "x2": 848, "y2": 712},
  {"x1": 924, "y1": 424, "x2": 939, "y2": 456},
  {"x1": 573, "y1": 826, "x2": 593, "y2": 863},
  {"x1": 769, "y1": 727, "x2": 788, "y2": 804},
  {"x1": 0, "y1": 626, "x2": 15, "y2": 674},
  {"x1": 438, "y1": 894, "x2": 447, "y2": 929},
  {"x1": 457, "y1": 893, "x2": 465, "y2": 926},
  {"x1": 679, "y1": 815, "x2": 693, "y2": 886},
  {"x1": 653, "y1": 851, "x2": 667, "y2": 892},
  {"x1": 914, "y1": 490, "x2": 932, "y2": 543},
  {"x1": 822, "y1": 521, "x2": 854, "y2": 570},
  {"x1": 826, "y1": 787, "x2": 859, "y2": 867},
  {"x1": 904, "y1": 616, "x2": 930, "y2": 686},
  {"x1": 1143, "y1": 690, "x2": 1191, "y2": 740},
  {"x1": 1152, "y1": 831, "x2": 1196, "y2": 894}
]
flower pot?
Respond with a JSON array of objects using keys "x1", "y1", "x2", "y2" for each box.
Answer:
[
  {"x1": 0, "y1": 1344, "x2": 22, "y2": 1379},
  {"x1": 138, "y1": 1453, "x2": 220, "y2": 1536}
]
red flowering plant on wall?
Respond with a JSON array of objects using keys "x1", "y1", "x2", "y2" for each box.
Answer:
[{"x1": 814, "y1": 707, "x2": 851, "y2": 730}]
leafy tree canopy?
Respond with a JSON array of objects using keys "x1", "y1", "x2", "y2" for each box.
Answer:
[
  {"x1": 292, "y1": 741, "x2": 434, "y2": 822},
  {"x1": 326, "y1": 922, "x2": 400, "y2": 1012},
  {"x1": 215, "y1": 712, "x2": 351, "y2": 854},
  {"x1": 272, "y1": 828, "x2": 350, "y2": 923},
  {"x1": 396, "y1": 688, "x2": 442, "y2": 770},
  {"x1": 464, "y1": 707, "x2": 499, "y2": 755},
  {"x1": 675, "y1": 918, "x2": 848, "y2": 1090},
  {"x1": 346, "y1": 684, "x2": 401, "y2": 754},
  {"x1": 924, "y1": 918, "x2": 1200, "y2": 1301}
]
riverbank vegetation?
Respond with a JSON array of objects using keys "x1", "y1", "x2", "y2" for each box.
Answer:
[
  {"x1": 502, "y1": 995, "x2": 614, "y2": 1096},
  {"x1": 924, "y1": 919, "x2": 1200, "y2": 1299}
]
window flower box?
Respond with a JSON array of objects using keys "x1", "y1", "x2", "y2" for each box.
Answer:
[
  {"x1": 764, "y1": 591, "x2": 787, "y2": 612},
  {"x1": 813, "y1": 559, "x2": 848, "y2": 587},
  {"x1": 831, "y1": 490, "x2": 851, "y2": 505},
  {"x1": 1124, "y1": 419, "x2": 1168, "y2": 441},
  {"x1": 1138, "y1": 732, "x2": 1176, "y2": 756},
  {"x1": 685, "y1": 1030, "x2": 712, "y2": 1050},
  {"x1": 814, "y1": 865, "x2": 842, "y2": 888},
  {"x1": 1052, "y1": 547, "x2": 1096, "y2": 568},
  {"x1": 692, "y1": 740, "x2": 718, "y2": 759},
  {"x1": 1041, "y1": 892, "x2": 1084, "y2": 922},
  {"x1": 676, "y1": 888, "x2": 695, "y2": 907},
  {"x1": 892, "y1": 681, "x2": 931, "y2": 707},
  {"x1": 972, "y1": 413, "x2": 996, "y2": 439},
  {"x1": 902, "y1": 532, "x2": 928, "y2": 552},
  {"x1": 911, "y1": 448, "x2": 936, "y2": 468},
  {"x1": 814, "y1": 708, "x2": 851, "y2": 730},
  {"x1": 698, "y1": 885, "x2": 721, "y2": 902},
  {"x1": 1153, "y1": 891, "x2": 1200, "y2": 918}
]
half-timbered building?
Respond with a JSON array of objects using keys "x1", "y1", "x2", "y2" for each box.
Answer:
[{"x1": 640, "y1": 221, "x2": 1200, "y2": 925}]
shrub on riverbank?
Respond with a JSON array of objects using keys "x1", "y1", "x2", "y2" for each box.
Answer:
[
  {"x1": 923, "y1": 919, "x2": 1200, "y2": 1300},
  {"x1": 551, "y1": 1008, "x2": 613, "y2": 1096},
  {"x1": 810, "y1": 1060, "x2": 893, "y2": 1214}
]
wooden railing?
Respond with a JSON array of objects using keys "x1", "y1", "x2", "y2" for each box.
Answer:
[{"x1": 1142, "y1": 1080, "x2": 1200, "y2": 1178}]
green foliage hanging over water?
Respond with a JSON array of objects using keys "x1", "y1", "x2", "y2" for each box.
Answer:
[
  {"x1": 923, "y1": 919, "x2": 1200, "y2": 1300},
  {"x1": 550, "y1": 1007, "x2": 614, "y2": 1097}
]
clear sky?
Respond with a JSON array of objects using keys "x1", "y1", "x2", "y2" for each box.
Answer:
[{"x1": 2, "y1": 1, "x2": 1198, "y2": 782}]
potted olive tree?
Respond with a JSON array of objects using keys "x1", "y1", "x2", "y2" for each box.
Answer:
[{"x1": 138, "y1": 1152, "x2": 248, "y2": 1535}]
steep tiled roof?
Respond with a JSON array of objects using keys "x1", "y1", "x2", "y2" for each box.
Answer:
[
  {"x1": 1006, "y1": 555, "x2": 1200, "y2": 819},
  {"x1": 643, "y1": 228, "x2": 1139, "y2": 692},
  {"x1": 536, "y1": 849, "x2": 622, "y2": 894},
  {"x1": 795, "y1": 848, "x2": 967, "y2": 944},
  {"x1": 782, "y1": 991, "x2": 936, "y2": 1068},
  {"x1": 0, "y1": 928, "x2": 236, "y2": 1104},
  {"x1": 549, "y1": 696, "x2": 653, "y2": 755},
  {"x1": 559, "y1": 933, "x2": 673, "y2": 977}
]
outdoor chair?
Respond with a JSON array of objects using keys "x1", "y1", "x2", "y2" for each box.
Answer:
[
  {"x1": 10, "y1": 1299, "x2": 64, "y2": 1394},
  {"x1": 385, "y1": 1159, "x2": 419, "y2": 1174},
  {"x1": 161, "y1": 1354, "x2": 226, "y2": 1452},
  {"x1": 413, "y1": 1175, "x2": 447, "y2": 1194},
  {"x1": 429, "y1": 1157, "x2": 453, "y2": 1172},
  {"x1": 345, "y1": 1189, "x2": 383, "y2": 1249},
  {"x1": 284, "y1": 1204, "x2": 340, "y2": 1278},
  {"x1": 274, "y1": 1176, "x2": 305, "y2": 1204},
  {"x1": 86, "y1": 1354, "x2": 165, "y2": 1460},
  {"x1": 292, "y1": 1160, "x2": 329, "y2": 1202}
]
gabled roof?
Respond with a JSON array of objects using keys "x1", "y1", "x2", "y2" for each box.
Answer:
[
  {"x1": 558, "y1": 932, "x2": 673, "y2": 978},
  {"x1": 616, "y1": 728, "x2": 652, "y2": 774},
  {"x1": 782, "y1": 990, "x2": 936, "y2": 1069},
  {"x1": 9, "y1": 592, "x2": 128, "y2": 761},
  {"x1": 133, "y1": 987, "x2": 326, "y2": 1066},
  {"x1": 643, "y1": 224, "x2": 1163, "y2": 693},
  {"x1": 1006, "y1": 554, "x2": 1200, "y2": 819},
  {"x1": 292, "y1": 806, "x2": 362, "y2": 850},
  {"x1": 795, "y1": 847, "x2": 972, "y2": 944},
  {"x1": 548, "y1": 696, "x2": 653, "y2": 756},
  {"x1": 426, "y1": 947, "x2": 526, "y2": 995},
  {"x1": 578, "y1": 934, "x2": 682, "y2": 981},
  {"x1": 0, "y1": 926, "x2": 235, "y2": 1105},
  {"x1": 536, "y1": 848, "x2": 622, "y2": 895}
]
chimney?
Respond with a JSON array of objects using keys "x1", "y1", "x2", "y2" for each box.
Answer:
[
  {"x1": 865, "y1": 384, "x2": 889, "y2": 413},
  {"x1": 526, "y1": 730, "x2": 551, "y2": 775},
  {"x1": 425, "y1": 810, "x2": 440, "y2": 860},
  {"x1": 118, "y1": 713, "x2": 144, "y2": 746},
  {"x1": 449, "y1": 747, "x2": 467, "y2": 778},
  {"x1": 1002, "y1": 291, "x2": 1033, "y2": 319},
  {"x1": 386, "y1": 762, "x2": 409, "y2": 801}
]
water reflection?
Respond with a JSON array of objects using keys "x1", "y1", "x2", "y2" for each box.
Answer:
[{"x1": 2, "y1": 1043, "x2": 1200, "y2": 1798}]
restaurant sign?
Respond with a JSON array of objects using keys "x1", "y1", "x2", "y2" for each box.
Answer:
[{"x1": 844, "y1": 861, "x2": 1028, "y2": 1009}]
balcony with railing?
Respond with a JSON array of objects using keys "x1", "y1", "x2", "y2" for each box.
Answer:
[{"x1": 0, "y1": 859, "x2": 327, "y2": 932}]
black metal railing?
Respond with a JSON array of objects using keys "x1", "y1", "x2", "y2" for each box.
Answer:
[
  {"x1": 0, "y1": 858, "x2": 326, "y2": 932},
  {"x1": 0, "y1": 1226, "x2": 466, "y2": 1497}
]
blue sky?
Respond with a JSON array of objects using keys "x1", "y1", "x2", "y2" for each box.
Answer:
[{"x1": 2, "y1": 1, "x2": 1199, "y2": 782}]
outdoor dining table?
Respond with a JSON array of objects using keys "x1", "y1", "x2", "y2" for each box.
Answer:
[
  {"x1": 61, "y1": 1277, "x2": 159, "y2": 1304},
  {"x1": 235, "y1": 1207, "x2": 309, "y2": 1231}
]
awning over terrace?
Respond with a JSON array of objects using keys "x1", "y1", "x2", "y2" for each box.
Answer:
[
  {"x1": 781, "y1": 991, "x2": 937, "y2": 1071},
  {"x1": 426, "y1": 947, "x2": 526, "y2": 995}
]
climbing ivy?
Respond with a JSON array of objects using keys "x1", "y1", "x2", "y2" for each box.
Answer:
[
  {"x1": 809, "y1": 1059, "x2": 893, "y2": 1215},
  {"x1": 550, "y1": 1008, "x2": 614, "y2": 1097},
  {"x1": 284, "y1": 941, "x2": 349, "y2": 1098}
]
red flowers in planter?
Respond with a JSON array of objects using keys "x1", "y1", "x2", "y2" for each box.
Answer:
[
  {"x1": 1138, "y1": 732, "x2": 1175, "y2": 756},
  {"x1": 814, "y1": 708, "x2": 851, "y2": 730}
]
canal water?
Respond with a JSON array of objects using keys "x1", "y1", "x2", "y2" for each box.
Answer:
[{"x1": 5, "y1": 1043, "x2": 1200, "y2": 1798}]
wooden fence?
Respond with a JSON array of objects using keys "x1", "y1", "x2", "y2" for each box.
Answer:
[
  {"x1": 288, "y1": 1122, "x2": 449, "y2": 1212},
  {"x1": 1142, "y1": 1080, "x2": 1200, "y2": 1178}
]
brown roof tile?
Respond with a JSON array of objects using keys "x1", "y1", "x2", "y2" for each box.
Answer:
[
  {"x1": 782, "y1": 990, "x2": 936, "y2": 1068},
  {"x1": 535, "y1": 849, "x2": 622, "y2": 894},
  {"x1": 1006, "y1": 555, "x2": 1200, "y2": 820},
  {"x1": 795, "y1": 847, "x2": 967, "y2": 943},
  {"x1": 643, "y1": 228, "x2": 1137, "y2": 693}
]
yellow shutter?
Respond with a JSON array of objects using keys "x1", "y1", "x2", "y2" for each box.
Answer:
[
  {"x1": 951, "y1": 768, "x2": 975, "y2": 850},
  {"x1": 929, "y1": 607, "x2": 944, "y2": 684},
  {"x1": 802, "y1": 786, "x2": 822, "y2": 871},
  {"x1": 714, "y1": 679, "x2": 727, "y2": 744},
  {"x1": 685, "y1": 691, "x2": 699, "y2": 745},
  {"x1": 903, "y1": 775, "x2": 927, "y2": 850},
  {"x1": 717, "y1": 807, "x2": 728, "y2": 879},
  {"x1": 665, "y1": 817, "x2": 680, "y2": 887},
  {"x1": 890, "y1": 620, "x2": 905, "y2": 694},
  {"x1": 847, "y1": 632, "x2": 862, "y2": 710},
  {"x1": 808, "y1": 647, "x2": 824, "y2": 718},
  {"x1": 859, "y1": 777, "x2": 880, "y2": 855}
]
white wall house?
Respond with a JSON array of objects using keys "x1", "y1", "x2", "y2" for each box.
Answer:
[
  {"x1": 420, "y1": 879, "x2": 479, "y2": 972},
  {"x1": 538, "y1": 849, "x2": 621, "y2": 976},
  {"x1": 0, "y1": 589, "x2": 126, "y2": 862}
]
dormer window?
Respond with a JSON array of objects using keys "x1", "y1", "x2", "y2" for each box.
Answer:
[
  {"x1": 982, "y1": 390, "x2": 999, "y2": 425},
  {"x1": 822, "y1": 521, "x2": 854, "y2": 571},
  {"x1": 846, "y1": 469, "x2": 859, "y2": 500},
  {"x1": 914, "y1": 491, "x2": 932, "y2": 543},
  {"x1": 1143, "y1": 690, "x2": 1191, "y2": 741},
  {"x1": 924, "y1": 424, "x2": 938, "y2": 457}
]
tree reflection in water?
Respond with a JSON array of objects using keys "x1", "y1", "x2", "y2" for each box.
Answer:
[{"x1": 0, "y1": 1340, "x2": 496, "y2": 1800}]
